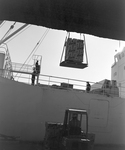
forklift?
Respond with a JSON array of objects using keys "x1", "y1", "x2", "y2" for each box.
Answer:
[{"x1": 44, "y1": 109, "x2": 95, "y2": 150}]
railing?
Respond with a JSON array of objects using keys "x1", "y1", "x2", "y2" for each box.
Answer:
[
  {"x1": 0, "y1": 60, "x2": 122, "y2": 97},
  {"x1": 12, "y1": 62, "x2": 33, "y2": 73},
  {"x1": 11, "y1": 73, "x2": 121, "y2": 97},
  {"x1": 0, "y1": 43, "x2": 13, "y2": 79},
  {"x1": 38, "y1": 74, "x2": 89, "y2": 90}
]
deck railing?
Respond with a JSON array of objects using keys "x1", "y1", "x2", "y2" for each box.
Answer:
[
  {"x1": 0, "y1": 61, "x2": 122, "y2": 97},
  {"x1": 38, "y1": 74, "x2": 89, "y2": 90},
  {"x1": 11, "y1": 72, "x2": 120, "y2": 97},
  {"x1": 12, "y1": 62, "x2": 33, "y2": 73}
]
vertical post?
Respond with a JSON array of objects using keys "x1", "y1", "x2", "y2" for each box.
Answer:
[
  {"x1": 86, "y1": 112, "x2": 88, "y2": 139},
  {"x1": 60, "y1": 32, "x2": 70, "y2": 64},
  {"x1": 36, "y1": 74, "x2": 39, "y2": 85},
  {"x1": 48, "y1": 76, "x2": 50, "y2": 86},
  {"x1": 68, "y1": 78, "x2": 69, "y2": 84},
  {"x1": 83, "y1": 34, "x2": 88, "y2": 65},
  {"x1": 119, "y1": 83, "x2": 121, "y2": 98}
]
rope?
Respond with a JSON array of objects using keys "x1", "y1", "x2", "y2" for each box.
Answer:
[
  {"x1": 27, "y1": 28, "x2": 50, "y2": 64},
  {"x1": 14, "y1": 28, "x2": 50, "y2": 81},
  {"x1": 0, "y1": 21, "x2": 6, "y2": 28},
  {"x1": 14, "y1": 42, "x2": 39, "y2": 80},
  {"x1": 1, "y1": 22, "x2": 16, "y2": 41},
  {"x1": 6, "y1": 24, "x2": 31, "y2": 44}
]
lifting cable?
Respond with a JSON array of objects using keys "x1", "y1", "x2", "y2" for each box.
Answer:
[
  {"x1": 27, "y1": 28, "x2": 50, "y2": 64},
  {"x1": 1, "y1": 22, "x2": 16, "y2": 41},
  {"x1": 0, "y1": 21, "x2": 6, "y2": 28},
  {"x1": 14, "y1": 28, "x2": 50, "y2": 80},
  {"x1": 6, "y1": 24, "x2": 31, "y2": 44}
]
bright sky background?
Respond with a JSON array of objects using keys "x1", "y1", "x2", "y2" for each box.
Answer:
[{"x1": 0, "y1": 21, "x2": 125, "y2": 84}]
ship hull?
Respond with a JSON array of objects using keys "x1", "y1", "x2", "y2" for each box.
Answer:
[{"x1": 0, "y1": 76, "x2": 125, "y2": 147}]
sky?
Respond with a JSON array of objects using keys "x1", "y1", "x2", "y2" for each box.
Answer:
[{"x1": 0, "y1": 21, "x2": 125, "y2": 86}]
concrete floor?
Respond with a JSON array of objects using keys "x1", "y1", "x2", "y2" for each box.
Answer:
[
  {"x1": 0, "y1": 141, "x2": 43, "y2": 150},
  {"x1": 0, "y1": 141, "x2": 125, "y2": 150},
  {"x1": 94, "y1": 145, "x2": 125, "y2": 150}
]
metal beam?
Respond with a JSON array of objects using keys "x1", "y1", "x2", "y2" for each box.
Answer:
[{"x1": 0, "y1": 24, "x2": 29, "y2": 45}]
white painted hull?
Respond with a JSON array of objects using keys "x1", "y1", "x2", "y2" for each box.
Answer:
[{"x1": 0, "y1": 76, "x2": 125, "y2": 147}]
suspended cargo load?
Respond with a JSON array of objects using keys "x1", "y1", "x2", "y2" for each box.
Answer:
[{"x1": 60, "y1": 32, "x2": 88, "y2": 69}]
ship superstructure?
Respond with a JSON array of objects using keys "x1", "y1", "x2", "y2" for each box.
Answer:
[{"x1": 111, "y1": 47, "x2": 125, "y2": 98}]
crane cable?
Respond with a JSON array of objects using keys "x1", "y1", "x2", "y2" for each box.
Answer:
[
  {"x1": 14, "y1": 28, "x2": 50, "y2": 80},
  {"x1": 1, "y1": 22, "x2": 16, "y2": 41},
  {"x1": 6, "y1": 24, "x2": 31, "y2": 44},
  {"x1": 0, "y1": 21, "x2": 6, "y2": 28},
  {"x1": 27, "y1": 28, "x2": 50, "y2": 64}
]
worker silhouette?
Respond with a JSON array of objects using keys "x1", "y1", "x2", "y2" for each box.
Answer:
[
  {"x1": 69, "y1": 113, "x2": 81, "y2": 135},
  {"x1": 31, "y1": 69, "x2": 36, "y2": 85},
  {"x1": 35, "y1": 60, "x2": 40, "y2": 74},
  {"x1": 86, "y1": 82, "x2": 91, "y2": 93}
]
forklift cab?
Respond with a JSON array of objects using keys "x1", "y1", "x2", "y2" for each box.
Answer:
[
  {"x1": 63, "y1": 109, "x2": 88, "y2": 137},
  {"x1": 44, "y1": 108, "x2": 95, "y2": 150}
]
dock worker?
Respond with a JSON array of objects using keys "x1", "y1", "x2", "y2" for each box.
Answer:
[
  {"x1": 35, "y1": 60, "x2": 40, "y2": 74},
  {"x1": 86, "y1": 82, "x2": 91, "y2": 93},
  {"x1": 31, "y1": 69, "x2": 36, "y2": 85}
]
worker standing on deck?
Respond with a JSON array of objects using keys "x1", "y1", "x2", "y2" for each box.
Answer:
[
  {"x1": 31, "y1": 68, "x2": 36, "y2": 85},
  {"x1": 35, "y1": 60, "x2": 40, "y2": 74},
  {"x1": 86, "y1": 82, "x2": 91, "y2": 93}
]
